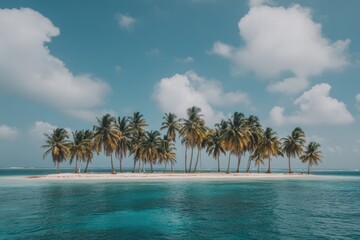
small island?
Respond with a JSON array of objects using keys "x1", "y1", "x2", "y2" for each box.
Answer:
[{"x1": 40, "y1": 106, "x2": 322, "y2": 179}]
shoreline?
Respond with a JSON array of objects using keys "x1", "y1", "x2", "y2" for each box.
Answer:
[{"x1": 28, "y1": 172, "x2": 319, "y2": 181}]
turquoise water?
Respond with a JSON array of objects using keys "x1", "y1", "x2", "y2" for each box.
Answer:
[{"x1": 0, "y1": 169, "x2": 359, "y2": 239}]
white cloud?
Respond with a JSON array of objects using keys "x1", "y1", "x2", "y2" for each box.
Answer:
[
  {"x1": 269, "y1": 83, "x2": 354, "y2": 125},
  {"x1": 212, "y1": 3, "x2": 350, "y2": 94},
  {"x1": 0, "y1": 8, "x2": 110, "y2": 119},
  {"x1": 248, "y1": 0, "x2": 272, "y2": 8},
  {"x1": 29, "y1": 121, "x2": 72, "y2": 140},
  {"x1": 116, "y1": 14, "x2": 136, "y2": 30},
  {"x1": 153, "y1": 71, "x2": 250, "y2": 125},
  {"x1": 0, "y1": 124, "x2": 18, "y2": 139},
  {"x1": 146, "y1": 48, "x2": 160, "y2": 57},
  {"x1": 267, "y1": 77, "x2": 309, "y2": 95},
  {"x1": 176, "y1": 56, "x2": 194, "y2": 63}
]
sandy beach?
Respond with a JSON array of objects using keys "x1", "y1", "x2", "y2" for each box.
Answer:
[{"x1": 30, "y1": 172, "x2": 318, "y2": 181}]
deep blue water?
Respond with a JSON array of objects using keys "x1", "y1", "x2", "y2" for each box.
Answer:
[{"x1": 0, "y1": 169, "x2": 359, "y2": 240}]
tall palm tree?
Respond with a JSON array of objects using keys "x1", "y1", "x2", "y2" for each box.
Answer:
[
  {"x1": 160, "y1": 113, "x2": 181, "y2": 142},
  {"x1": 180, "y1": 106, "x2": 207, "y2": 173},
  {"x1": 257, "y1": 127, "x2": 281, "y2": 173},
  {"x1": 42, "y1": 128, "x2": 71, "y2": 174},
  {"x1": 301, "y1": 142, "x2": 322, "y2": 174},
  {"x1": 141, "y1": 130, "x2": 162, "y2": 173},
  {"x1": 159, "y1": 136, "x2": 177, "y2": 173},
  {"x1": 250, "y1": 151, "x2": 265, "y2": 173},
  {"x1": 281, "y1": 127, "x2": 306, "y2": 174},
  {"x1": 115, "y1": 116, "x2": 132, "y2": 173},
  {"x1": 69, "y1": 130, "x2": 93, "y2": 173},
  {"x1": 223, "y1": 112, "x2": 249, "y2": 174},
  {"x1": 181, "y1": 135, "x2": 190, "y2": 173},
  {"x1": 129, "y1": 112, "x2": 148, "y2": 172},
  {"x1": 93, "y1": 114, "x2": 120, "y2": 174},
  {"x1": 245, "y1": 115, "x2": 263, "y2": 172},
  {"x1": 206, "y1": 129, "x2": 226, "y2": 172}
]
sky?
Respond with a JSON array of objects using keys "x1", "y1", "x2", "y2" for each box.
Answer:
[{"x1": 0, "y1": 0, "x2": 359, "y2": 170}]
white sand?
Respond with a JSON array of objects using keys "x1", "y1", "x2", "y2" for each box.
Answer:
[{"x1": 30, "y1": 172, "x2": 319, "y2": 181}]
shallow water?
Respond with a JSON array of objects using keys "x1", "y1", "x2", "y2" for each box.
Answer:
[{"x1": 0, "y1": 169, "x2": 359, "y2": 239}]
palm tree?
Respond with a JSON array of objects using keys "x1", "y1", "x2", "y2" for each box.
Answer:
[
  {"x1": 83, "y1": 130, "x2": 96, "y2": 173},
  {"x1": 181, "y1": 135, "x2": 190, "y2": 173},
  {"x1": 159, "y1": 136, "x2": 177, "y2": 173},
  {"x1": 160, "y1": 113, "x2": 181, "y2": 142},
  {"x1": 42, "y1": 128, "x2": 71, "y2": 174},
  {"x1": 281, "y1": 127, "x2": 306, "y2": 174},
  {"x1": 141, "y1": 130, "x2": 162, "y2": 173},
  {"x1": 223, "y1": 112, "x2": 249, "y2": 174},
  {"x1": 93, "y1": 114, "x2": 120, "y2": 174},
  {"x1": 115, "y1": 116, "x2": 132, "y2": 173},
  {"x1": 245, "y1": 115, "x2": 263, "y2": 172},
  {"x1": 250, "y1": 151, "x2": 265, "y2": 173},
  {"x1": 129, "y1": 112, "x2": 148, "y2": 172},
  {"x1": 69, "y1": 130, "x2": 93, "y2": 173},
  {"x1": 301, "y1": 142, "x2": 322, "y2": 174},
  {"x1": 180, "y1": 106, "x2": 207, "y2": 172},
  {"x1": 257, "y1": 127, "x2": 281, "y2": 173},
  {"x1": 206, "y1": 129, "x2": 226, "y2": 172}
]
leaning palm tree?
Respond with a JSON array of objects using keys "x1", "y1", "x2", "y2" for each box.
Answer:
[
  {"x1": 69, "y1": 130, "x2": 93, "y2": 173},
  {"x1": 245, "y1": 115, "x2": 263, "y2": 172},
  {"x1": 159, "y1": 136, "x2": 177, "y2": 173},
  {"x1": 257, "y1": 127, "x2": 281, "y2": 173},
  {"x1": 300, "y1": 142, "x2": 322, "y2": 174},
  {"x1": 42, "y1": 128, "x2": 71, "y2": 174},
  {"x1": 160, "y1": 113, "x2": 181, "y2": 142},
  {"x1": 223, "y1": 112, "x2": 249, "y2": 174},
  {"x1": 83, "y1": 130, "x2": 96, "y2": 173},
  {"x1": 93, "y1": 114, "x2": 120, "y2": 174},
  {"x1": 115, "y1": 116, "x2": 132, "y2": 173},
  {"x1": 129, "y1": 112, "x2": 148, "y2": 172},
  {"x1": 141, "y1": 130, "x2": 162, "y2": 173},
  {"x1": 281, "y1": 127, "x2": 306, "y2": 173},
  {"x1": 179, "y1": 106, "x2": 207, "y2": 173},
  {"x1": 206, "y1": 129, "x2": 226, "y2": 172}
]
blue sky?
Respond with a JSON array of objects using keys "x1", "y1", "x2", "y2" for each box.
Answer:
[{"x1": 0, "y1": 0, "x2": 359, "y2": 170}]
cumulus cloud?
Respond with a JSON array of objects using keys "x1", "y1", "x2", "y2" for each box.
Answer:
[
  {"x1": 267, "y1": 77, "x2": 309, "y2": 95},
  {"x1": 116, "y1": 14, "x2": 136, "y2": 30},
  {"x1": 212, "y1": 3, "x2": 350, "y2": 94},
  {"x1": 0, "y1": 124, "x2": 18, "y2": 139},
  {"x1": 153, "y1": 71, "x2": 250, "y2": 125},
  {"x1": 269, "y1": 83, "x2": 354, "y2": 125},
  {"x1": 0, "y1": 8, "x2": 110, "y2": 119}
]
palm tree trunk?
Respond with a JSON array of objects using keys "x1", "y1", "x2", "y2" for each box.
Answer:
[
  {"x1": 267, "y1": 158, "x2": 271, "y2": 173},
  {"x1": 246, "y1": 157, "x2": 251, "y2": 173},
  {"x1": 217, "y1": 156, "x2": 220, "y2": 172},
  {"x1": 111, "y1": 154, "x2": 116, "y2": 174},
  {"x1": 56, "y1": 161, "x2": 60, "y2": 174},
  {"x1": 236, "y1": 155, "x2": 241, "y2": 173},
  {"x1": 171, "y1": 162, "x2": 174, "y2": 173},
  {"x1": 288, "y1": 156, "x2": 293, "y2": 174},
  {"x1": 257, "y1": 164, "x2": 260, "y2": 173},
  {"x1": 185, "y1": 147, "x2": 188, "y2": 173},
  {"x1": 132, "y1": 160, "x2": 136, "y2": 173},
  {"x1": 194, "y1": 148, "x2": 200, "y2": 172},
  {"x1": 308, "y1": 162, "x2": 310, "y2": 174},
  {"x1": 164, "y1": 161, "x2": 168, "y2": 173},
  {"x1": 150, "y1": 161, "x2": 154, "y2": 173},
  {"x1": 84, "y1": 159, "x2": 90, "y2": 173},
  {"x1": 189, "y1": 147, "x2": 194, "y2": 172},
  {"x1": 226, "y1": 153, "x2": 231, "y2": 174},
  {"x1": 142, "y1": 161, "x2": 145, "y2": 173},
  {"x1": 200, "y1": 149, "x2": 202, "y2": 171},
  {"x1": 75, "y1": 158, "x2": 78, "y2": 173},
  {"x1": 120, "y1": 158, "x2": 123, "y2": 173},
  {"x1": 138, "y1": 159, "x2": 141, "y2": 172}
]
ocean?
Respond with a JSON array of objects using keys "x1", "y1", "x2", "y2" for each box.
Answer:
[{"x1": 0, "y1": 168, "x2": 359, "y2": 239}]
